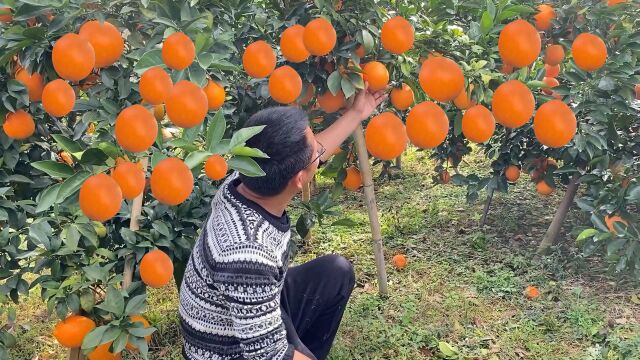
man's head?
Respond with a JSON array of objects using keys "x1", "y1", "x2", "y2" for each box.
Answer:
[{"x1": 239, "y1": 107, "x2": 322, "y2": 197}]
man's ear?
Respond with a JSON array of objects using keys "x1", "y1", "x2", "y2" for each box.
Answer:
[{"x1": 290, "y1": 170, "x2": 305, "y2": 192}]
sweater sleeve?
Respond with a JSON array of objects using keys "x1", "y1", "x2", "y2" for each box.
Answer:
[{"x1": 215, "y1": 243, "x2": 295, "y2": 360}]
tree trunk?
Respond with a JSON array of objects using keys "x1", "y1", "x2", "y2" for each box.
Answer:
[
  {"x1": 69, "y1": 348, "x2": 83, "y2": 360},
  {"x1": 395, "y1": 155, "x2": 401, "y2": 170},
  {"x1": 537, "y1": 174, "x2": 580, "y2": 254},
  {"x1": 352, "y1": 124, "x2": 388, "y2": 296},
  {"x1": 302, "y1": 182, "x2": 312, "y2": 242},
  {"x1": 480, "y1": 188, "x2": 495, "y2": 227},
  {"x1": 122, "y1": 157, "x2": 148, "y2": 290}
]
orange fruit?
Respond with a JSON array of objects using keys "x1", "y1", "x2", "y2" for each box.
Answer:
[
  {"x1": 365, "y1": 112, "x2": 407, "y2": 161},
  {"x1": 342, "y1": 166, "x2": 362, "y2": 191},
  {"x1": 635, "y1": 84, "x2": 640, "y2": 100},
  {"x1": 162, "y1": 32, "x2": 195, "y2": 70},
  {"x1": 524, "y1": 285, "x2": 540, "y2": 300},
  {"x1": 605, "y1": 215, "x2": 628, "y2": 235},
  {"x1": 608, "y1": 0, "x2": 627, "y2": 5},
  {"x1": 150, "y1": 157, "x2": 194, "y2": 205},
  {"x1": 303, "y1": 18, "x2": 336, "y2": 56},
  {"x1": 498, "y1": 20, "x2": 541, "y2": 68},
  {"x1": 536, "y1": 181, "x2": 554, "y2": 196},
  {"x1": 419, "y1": 56, "x2": 464, "y2": 102},
  {"x1": 268, "y1": 65, "x2": 303, "y2": 104},
  {"x1": 3, "y1": 110, "x2": 35, "y2": 140},
  {"x1": 544, "y1": 44, "x2": 565, "y2": 66},
  {"x1": 280, "y1": 24, "x2": 310, "y2": 63},
  {"x1": 505, "y1": 165, "x2": 521, "y2": 182},
  {"x1": 53, "y1": 315, "x2": 96, "y2": 348},
  {"x1": 78, "y1": 20, "x2": 124, "y2": 68},
  {"x1": 533, "y1": 4, "x2": 555, "y2": 31},
  {"x1": 545, "y1": 64, "x2": 560, "y2": 78},
  {"x1": 362, "y1": 61, "x2": 389, "y2": 92},
  {"x1": 491, "y1": 80, "x2": 535, "y2": 128},
  {"x1": 111, "y1": 161, "x2": 145, "y2": 200},
  {"x1": 52, "y1": 33, "x2": 95, "y2": 81},
  {"x1": 390, "y1": 83, "x2": 414, "y2": 110},
  {"x1": 243, "y1": 40, "x2": 276, "y2": 78},
  {"x1": 572, "y1": 33, "x2": 607, "y2": 72},
  {"x1": 453, "y1": 84, "x2": 475, "y2": 110},
  {"x1": 114, "y1": 104, "x2": 158, "y2": 153},
  {"x1": 391, "y1": 254, "x2": 407, "y2": 269},
  {"x1": 296, "y1": 82, "x2": 315, "y2": 106},
  {"x1": 203, "y1": 80, "x2": 225, "y2": 110},
  {"x1": 166, "y1": 80, "x2": 208, "y2": 128},
  {"x1": 542, "y1": 77, "x2": 559, "y2": 95},
  {"x1": 140, "y1": 249, "x2": 173, "y2": 288},
  {"x1": 500, "y1": 63, "x2": 514, "y2": 75},
  {"x1": 380, "y1": 16, "x2": 414, "y2": 54},
  {"x1": 88, "y1": 342, "x2": 121, "y2": 360},
  {"x1": 406, "y1": 101, "x2": 449, "y2": 149},
  {"x1": 204, "y1": 155, "x2": 228, "y2": 181},
  {"x1": 15, "y1": 68, "x2": 44, "y2": 101},
  {"x1": 317, "y1": 90, "x2": 346, "y2": 113},
  {"x1": 0, "y1": 7, "x2": 12, "y2": 22},
  {"x1": 80, "y1": 174, "x2": 123, "y2": 221},
  {"x1": 355, "y1": 45, "x2": 365, "y2": 58},
  {"x1": 59, "y1": 151, "x2": 74, "y2": 166},
  {"x1": 461, "y1": 105, "x2": 495, "y2": 143},
  {"x1": 533, "y1": 99, "x2": 576, "y2": 148},
  {"x1": 139, "y1": 67, "x2": 173, "y2": 105},
  {"x1": 42, "y1": 79, "x2": 76, "y2": 117},
  {"x1": 153, "y1": 104, "x2": 164, "y2": 121},
  {"x1": 126, "y1": 315, "x2": 152, "y2": 351}
]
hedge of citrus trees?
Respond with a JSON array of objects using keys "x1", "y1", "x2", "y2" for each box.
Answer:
[{"x1": 0, "y1": 0, "x2": 638, "y2": 358}]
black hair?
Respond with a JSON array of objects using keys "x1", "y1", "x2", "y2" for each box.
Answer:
[{"x1": 239, "y1": 107, "x2": 313, "y2": 196}]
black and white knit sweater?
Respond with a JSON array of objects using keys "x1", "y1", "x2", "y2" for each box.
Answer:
[{"x1": 179, "y1": 173, "x2": 295, "y2": 360}]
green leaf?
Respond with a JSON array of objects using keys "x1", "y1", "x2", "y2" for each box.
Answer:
[
  {"x1": 51, "y1": 134, "x2": 83, "y2": 153},
  {"x1": 479, "y1": 11, "x2": 493, "y2": 35},
  {"x1": 331, "y1": 218, "x2": 358, "y2": 227},
  {"x1": 79, "y1": 148, "x2": 109, "y2": 165},
  {"x1": 96, "y1": 142, "x2": 121, "y2": 159},
  {"x1": 56, "y1": 171, "x2": 91, "y2": 203},
  {"x1": 607, "y1": 238, "x2": 627, "y2": 256},
  {"x1": 182, "y1": 124, "x2": 202, "y2": 142},
  {"x1": 206, "y1": 111, "x2": 226, "y2": 152},
  {"x1": 125, "y1": 294, "x2": 147, "y2": 316},
  {"x1": 229, "y1": 126, "x2": 265, "y2": 149},
  {"x1": 36, "y1": 184, "x2": 61, "y2": 213},
  {"x1": 188, "y1": 64, "x2": 207, "y2": 87},
  {"x1": 577, "y1": 228, "x2": 599, "y2": 242},
  {"x1": 341, "y1": 77, "x2": 356, "y2": 99},
  {"x1": 96, "y1": 287, "x2": 125, "y2": 317},
  {"x1": 184, "y1": 151, "x2": 212, "y2": 169},
  {"x1": 228, "y1": 156, "x2": 265, "y2": 177},
  {"x1": 597, "y1": 77, "x2": 616, "y2": 91},
  {"x1": 327, "y1": 71, "x2": 342, "y2": 96},
  {"x1": 151, "y1": 152, "x2": 168, "y2": 167},
  {"x1": 31, "y1": 161, "x2": 74, "y2": 178},
  {"x1": 361, "y1": 29, "x2": 374, "y2": 54},
  {"x1": 211, "y1": 139, "x2": 231, "y2": 155},
  {"x1": 230, "y1": 146, "x2": 269, "y2": 158},
  {"x1": 438, "y1": 341, "x2": 458, "y2": 357},
  {"x1": 134, "y1": 49, "x2": 164, "y2": 75},
  {"x1": 591, "y1": 213, "x2": 609, "y2": 232},
  {"x1": 81, "y1": 325, "x2": 109, "y2": 350},
  {"x1": 63, "y1": 225, "x2": 81, "y2": 250},
  {"x1": 527, "y1": 80, "x2": 547, "y2": 89}
]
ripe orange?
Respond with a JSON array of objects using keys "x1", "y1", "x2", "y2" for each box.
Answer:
[
  {"x1": 355, "y1": 45, "x2": 366, "y2": 58},
  {"x1": 419, "y1": 56, "x2": 464, "y2": 102},
  {"x1": 150, "y1": 157, "x2": 194, "y2": 205},
  {"x1": 166, "y1": 80, "x2": 208, "y2": 128},
  {"x1": 505, "y1": 165, "x2": 521, "y2": 183},
  {"x1": 365, "y1": 112, "x2": 407, "y2": 161},
  {"x1": 203, "y1": 80, "x2": 225, "y2": 110},
  {"x1": 380, "y1": 16, "x2": 414, "y2": 54},
  {"x1": 362, "y1": 61, "x2": 389, "y2": 92},
  {"x1": 342, "y1": 166, "x2": 362, "y2": 191},
  {"x1": 533, "y1": 4, "x2": 555, "y2": 31},
  {"x1": 303, "y1": 18, "x2": 336, "y2": 56},
  {"x1": 542, "y1": 77, "x2": 559, "y2": 95},
  {"x1": 544, "y1": 44, "x2": 565, "y2": 66},
  {"x1": 605, "y1": 214, "x2": 628, "y2": 235},
  {"x1": 243, "y1": 40, "x2": 276, "y2": 78},
  {"x1": 53, "y1": 315, "x2": 96, "y2": 348},
  {"x1": 3, "y1": 110, "x2": 35, "y2": 140},
  {"x1": 140, "y1": 249, "x2": 173, "y2": 288},
  {"x1": 390, "y1": 83, "x2": 414, "y2": 110},
  {"x1": 162, "y1": 32, "x2": 195, "y2": 70},
  {"x1": 15, "y1": 68, "x2": 44, "y2": 101},
  {"x1": 636, "y1": 84, "x2": 640, "y2": 100},
  {"x1": 391, "y1": 254, "x2": 407, "y2": 269},
  {"x1": 269, "y1": 65, "x2": 303, "y2": 104},
  {"x1": 533, "y1": 100, "x2": 576, "y2": 148},
  {"x1": 500, "y1": 63, "x2": 514, "y2": 75},
  {"x1": 572, "y1": 33, "x2": 607, "y2": 72},
  {"x1": 42, "y1": 79, "x2": 76, "y2": 117},
  {"x1": 153, "y1": 104, "x2": 165, "y2": 121},
  {"x1": 139, "y1": 67, "x2": 173, "y2": 105},
  {"x1": 78, "y1": 20, "x2": 124, "y2": 68},
  {"x1": 406, "y1": 101, "x2": 449, "y2": 149},
  {"x1": 453, "y1": 84, "x2": 475, "y2": 110},
  {"x1": 608, "y1": 0, "x2": 627, "y2": 5},
  {"x1": 461, "y1": 105, "x2": 495, "y2": 143},
  {"x1": 524, "y1": 285, "x2": 540, "y2": 300},
  {"x1": 111, "y1": 161, "x2": 145, "y2": 200},
  {"x1": 536, "y1": 181, "x2": 554, "y2": 196},
  {"x1": 204, "y1": 155, "x2": 228, "y2": 181},
  {"x1": 491, "y1": 80, "x2": 535, "y2": 128},
  {"x1": 0, "y1": 7, "x2": 12, "y2": 22},
  {"x1": 296, "y1": 82, "x2": 315, "y2": 106},
  {"x1": 88, "y1": 342, "x2": 121, "y2": 360},
  {"x1": 498, "y1": 20, "x2": 541, "y2": 68},
  {"x1": 115, "y1": 105, "x2": 158, "y2": 152},
  {"x1": 80, "y1": 174, "x2": 123, "y2": 221},
  {"x1": 545, "y1": 64, "x2": 560, "y2": 78},
  {"x1": 280, "y1": 24, "x2": 310, "y2": 63},
  {"x1": 317, "y1": 90, "x2": 346, "y2": 113},
  {"x1": 52, "y1": 33, "x2": 95, "y2": 81},
  {"x1": 126, "y1": 315, "x2": 152, "y2": 351}
]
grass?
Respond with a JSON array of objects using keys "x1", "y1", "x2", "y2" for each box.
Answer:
[{"x1": 9, "y1": 147, "x2": 640, "y2": 359}]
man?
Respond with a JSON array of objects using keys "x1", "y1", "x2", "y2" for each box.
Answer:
[{"x1": 179, "y1": 85, "x2": 387, "y2": 360}]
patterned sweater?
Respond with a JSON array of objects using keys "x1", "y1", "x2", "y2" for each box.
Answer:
[{"x1": 179, "y1": 173, "x2": 295, "y2": 360}]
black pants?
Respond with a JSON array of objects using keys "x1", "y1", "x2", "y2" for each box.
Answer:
[{"x1": 281, "y1": 254, "x2": 356, "y2": 360}]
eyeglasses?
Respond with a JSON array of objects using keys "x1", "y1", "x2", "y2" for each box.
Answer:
[{"x1": 302, "y1": 140, "x2": 326, "y2": 170}]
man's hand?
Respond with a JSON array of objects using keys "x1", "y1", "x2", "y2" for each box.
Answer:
[
  {"x1": 345, "y1": 82, "x2": 388, "y2": 121},
  {"x1": 293, "y1": 350, "x2": 312, "y2": 360}
]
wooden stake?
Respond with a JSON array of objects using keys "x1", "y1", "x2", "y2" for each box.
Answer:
[
  {"x1": 302, "y1": 181, "x2": 312, "y2": 242},
  {"x1": 480, "y1": 187, "x2": 495, "y2": 227},
  {"x1": 537, "y1": 174, "x2": 580, "y2": 254},
  {"x1": 122, "y1": 157, "x2": 148, "y2": 290},
  {"x1": 352, "y1": 124, "x2": 388, "y2": 296}
]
